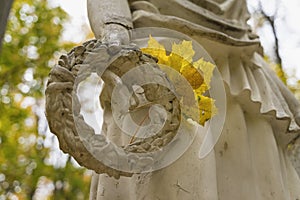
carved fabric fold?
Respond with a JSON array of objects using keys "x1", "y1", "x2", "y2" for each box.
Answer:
[{"x1": 132, "y1": 8, "x2": 300, "y2": 146}]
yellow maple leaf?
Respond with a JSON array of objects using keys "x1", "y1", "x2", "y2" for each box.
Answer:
[
  {"x1": 193, "y1": 58, "x2": 215, "y2": 91},
  {"x1": 167, "y1": 53, "x2": 183, "y2": 72},
  {"x1": 171, "y1": 40, "x2": 194, "y2": 63},
  {"x1": 141, "y1": 35, "x2": 169, "y2": 65},
  {"x1": 197, "y1": 95, "x2": 218, "y2": 125},
  {"x1": 180, "y1": 63, "x2": 204, "y2": 89},
  {"x1": 168, "y1": 40, "x2": 194, "y2": 72},
  {"x1": 141, "y1": 36, "x2": 217, "y2": 126}
]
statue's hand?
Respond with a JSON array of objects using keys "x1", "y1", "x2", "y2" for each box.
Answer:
[{"x1": 46, "y1": 39, "x2": 181, "y2": 178}]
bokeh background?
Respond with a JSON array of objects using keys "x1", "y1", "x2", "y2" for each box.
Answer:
[{"x1": 0, "y1": 0, "x2": 299, "y2": 199}]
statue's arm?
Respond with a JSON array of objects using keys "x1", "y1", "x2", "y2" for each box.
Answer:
[{"x1": 87, "y1": 0, "x2": 133, "y2": 44}]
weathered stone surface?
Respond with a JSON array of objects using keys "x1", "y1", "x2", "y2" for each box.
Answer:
[
  {"x1": 46, "y1": 40, "x2": 183, "y2": 177},
  {"x1": 86, "y1": 0, "x2": 300, "y2": 199}
]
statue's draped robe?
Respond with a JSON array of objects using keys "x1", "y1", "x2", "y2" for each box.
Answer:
[{"x1": 90, "y1": 0, "x2": 300, "y2": 199}]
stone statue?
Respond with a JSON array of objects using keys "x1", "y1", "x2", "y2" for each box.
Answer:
[{"x1": 46, "y1": 0, "x2": 300, "y2": 199}]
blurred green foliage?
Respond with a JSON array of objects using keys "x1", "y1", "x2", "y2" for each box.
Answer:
[{"x1": 0, "y1": 0, "x2": 91, "y2": 199}]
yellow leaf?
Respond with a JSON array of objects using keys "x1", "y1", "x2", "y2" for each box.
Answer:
[
  {"x1": 141, "y1": 35, "x2": 169, "y2": 65},
  {"x1": 171, "y1": 40, "x2": 194, "y2": 63},
  {"x1": 180, "y1": 62, "x2": 204, "y2": 89},
  {"x1": 167, "y1": 53, "x2": 182, "y2": 72},
  {"x1": 194, "y1": 85, "x2": 206, "y2": 97},
  {"x1": 168, "y1": 40, "x2": 194, "y2": 72},
  {"x1": 197, "y1": 95, "x2": 218, "y2": 125},
  {"x1": 193, "y1": 58, "x2": 215, "y2": 90},
  {"x1": 141, "y1": 36, "x2": 217, "y2": 126}
]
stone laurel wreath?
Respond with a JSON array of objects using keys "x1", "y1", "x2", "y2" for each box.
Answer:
[{"x1": 45, "y1": 39, "x2": 182, "y2": 178}]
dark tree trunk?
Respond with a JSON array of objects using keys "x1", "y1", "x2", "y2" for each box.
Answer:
[{"x1": 0, "y1": 0, "x2": 14, "y2": 51}]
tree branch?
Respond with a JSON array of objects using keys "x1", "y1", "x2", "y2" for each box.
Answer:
[{"x1": 261, "y1": 11, "x2": 283, "y2": 68}]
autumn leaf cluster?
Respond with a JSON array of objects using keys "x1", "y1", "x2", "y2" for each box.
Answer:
[{"x1": 142, "y1": 36, "x2": 217, "y2": 125}]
